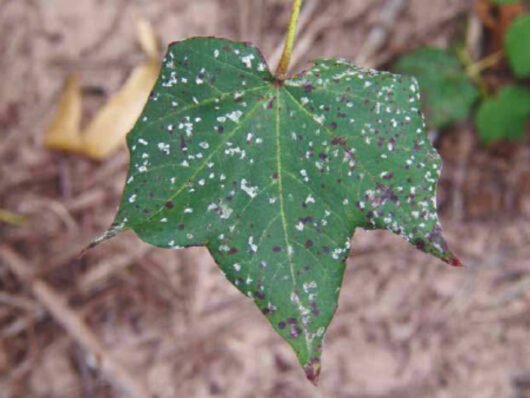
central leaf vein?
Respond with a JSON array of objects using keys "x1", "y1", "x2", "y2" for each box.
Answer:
[{"x1": 275, "y1": 88, "x2": 312, "y2": 352}]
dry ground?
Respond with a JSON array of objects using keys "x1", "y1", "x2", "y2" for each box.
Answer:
[{"x1": 1, "y1": 1, "x2": 530, "y2": 397}]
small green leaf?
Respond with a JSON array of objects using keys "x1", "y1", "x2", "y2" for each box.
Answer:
[
  {"x1": 394, "y1": 47, "x2": 478, "y2": 129},
  {"x1": 505, "y1": 14, "x2": 530, "y2": 78},
  {"x1": 97, "y1": 38, "x2": 460, "y2": 383},
  {"x1": 491, "y1": 0, "x2": 520, "y2": 4},
  {"x1": 476, "y1": 85, "x2": 530, "y2": 144}
]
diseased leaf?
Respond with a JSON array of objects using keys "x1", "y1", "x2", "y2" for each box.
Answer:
[
  {"x1": 505, "y1": 14, "x2": 530, "y2": 78},
  {"x1": 97, "y1": 38, "x2": 460, "y2": 383},
  {"x1": 394, "y1": 47, "x2": 478, "y2": 129},
  {"x1": 476, "y1": 85, "x2": 530, "y2": 144}
]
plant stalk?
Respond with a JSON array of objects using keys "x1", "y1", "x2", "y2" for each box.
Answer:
[
  {"x1": 466, "y1": 50, "x2": 504, "y2": 78},
  {"x1": 275, "y1": 0, "x2": 303, "y2": 78}
]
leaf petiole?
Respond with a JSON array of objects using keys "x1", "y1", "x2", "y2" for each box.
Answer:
[
  {"x1": 275, "y1": 0, "x2": 303, "y2": 79},
  {"x1": 466, "y1": 50, "x2": 504, "y2": 79}
]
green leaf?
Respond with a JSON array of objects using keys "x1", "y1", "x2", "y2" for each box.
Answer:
[
  {"x1": 476, "y1": 85, "x2": 530, "y2": 144},
  {"x1": 394, "y1": 47, "x2": 478, "y2": 129},
  {"x1": 505, "y1": 14, "x2": 530, "y2": 78},
  {"x1": 96, "y1": 38, "x2": 460, "y2": 383},
  {"x1": 491, "y1": 0, "x2": 520, "y2": 4}
]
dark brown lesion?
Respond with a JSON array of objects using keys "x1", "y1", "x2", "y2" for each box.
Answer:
[{"x1": 304, "y1": 358, "x2": 321, "y2": 385}]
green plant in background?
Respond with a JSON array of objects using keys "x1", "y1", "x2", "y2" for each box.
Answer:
[
  {"x1": 505, "y1": 14, "x2": 530, "y2": 77},
  {"x1": 394, "y1": 2, "x2": 530, "y2": 145},
  {"x1": 477, "y1": 86, "x2": 530, "y2": 143},
  {"x1": 477, "y1": 9, "x2": 530, "y2": 143},
  {"x1": 394, "y1": 48, "x2": 478, "y2": 129},
  {"x1": 93, "y1": 0, "x2": 461, "y2": 383},
  {"x1": 491, "y1": 0, "x2": 525, "y2": 5}
]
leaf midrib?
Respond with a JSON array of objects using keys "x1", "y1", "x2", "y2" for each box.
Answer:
[{"x1": 275, "y1": 87, "x2": 314, "y2": 354}]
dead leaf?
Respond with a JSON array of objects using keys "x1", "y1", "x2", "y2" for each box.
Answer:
[
  {"x1": 82, "y1": 61, "x2": 159, "y2": 160},
  {"x1": 44, "y1": 18, "x2": 160, "y2": 160},
  {"x1": 0, "y1": 209, "x2": 27, "y2": 226},
  {"x1": 44, "y1": 73, "x2": 84, "y2": 154},
  {"x1": 136, "y1": 17, "x2": 159, "y2": 61}
]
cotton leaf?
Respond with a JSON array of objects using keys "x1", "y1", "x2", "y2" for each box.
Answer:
[{"x1": 94, "y1": 37, "x2": 461, "y2": 383}]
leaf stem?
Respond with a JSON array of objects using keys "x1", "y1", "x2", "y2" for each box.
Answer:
[
  {"x1": 275, "y1": 0, "x2": 303, "y2": 79},
  {"x1": 466, "y1": 50, "x2": 504, "y2": 78},
  {"x1": 458, "y1": 48, "x2": 504, "y2": 98}
]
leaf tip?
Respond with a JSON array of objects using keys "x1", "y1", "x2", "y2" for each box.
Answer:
[
  {"x1": 304, "y1": 359, "x2": 321, "y2": 386},
  {"x1": 447, "y1": 256, "x2": 464, "y2": 268},
  {"x1": 88, "y1": 222, "x2": 127, "y2": 252},
  {"x1": 440, "y1": 249, "x2": 464, "y2": 267},
  {"x1": 78, "y1": 244, "x2": 94, "y2": 260}
]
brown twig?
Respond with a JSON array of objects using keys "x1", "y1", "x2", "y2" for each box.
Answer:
[
  {"x1": 78, "y1": 244, "x2": 152, "y2": 293},
  {"x1": 355, "y1": 0, "x2": 408, "y2": 66},
  {"x1": 78, "y1": 0, "x2": 129, "y2": 59},
  {"x1": 370, "y1": 2, "x2": 471, "y2": 67},
  {"x1": 0, "y1": 245, "x2": 153, "y2": 398},
  {"x1": 0, "y1": 309, "x2": 46, "y2": 339},
  {"x1": 238, "y1": 0, "x2": 251, "y2": 40}
]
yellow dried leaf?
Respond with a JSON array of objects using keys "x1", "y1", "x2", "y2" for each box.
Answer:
[
  {"x1": 82, "y1": 61, "x2": 159, "y2": 160},
  {"x1": 44, "y1": 19, "x2": 160, "y2": 160},
  {"x1": 136, "y1": 17, "x2": 159, "y2": 61},
  {"x1": 81, "y1": 19, "x2": 159, "y2": 159},
  {"x1": 44, "y1": 73, "x2": 84, "y2": 154},
  {"x1": 0, "y1": 209, "x2": 27, "y2": 226}
]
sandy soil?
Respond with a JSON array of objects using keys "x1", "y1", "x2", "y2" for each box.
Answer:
[{"x1": 1, "y1": 1, "x2": 530, "y2": 397}]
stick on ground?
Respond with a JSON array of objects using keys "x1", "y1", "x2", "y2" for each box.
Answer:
[{"x1": 0, "y1": 245, "x2": 153, "y2": 398}]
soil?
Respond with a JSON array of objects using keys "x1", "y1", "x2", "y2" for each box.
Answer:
[{"x1": 1, "y1": 1, "x2": 530, "y2": 397}]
